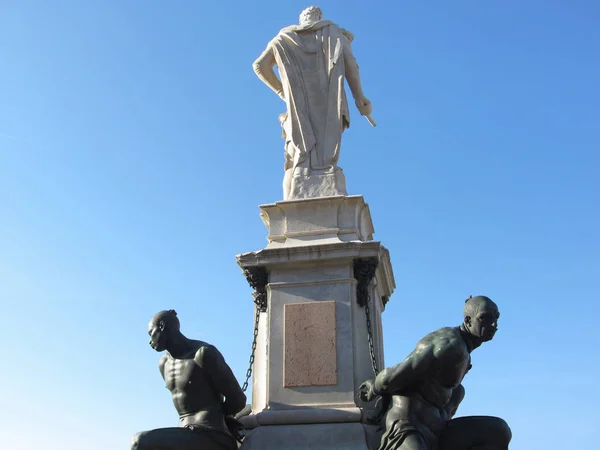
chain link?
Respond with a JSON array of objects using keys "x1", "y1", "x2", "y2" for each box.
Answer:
[
  {"x1": 364, "y1": 292, "x2": 379, "y2": 376},
  {"x1": 241, "y1": 305, "x2": 261, "y2": 392},
  {"x1": 240, "y1": 266, "x2": 268, "y2": 393},
  {"x1": 353, "y1": 258, "x2": 379, "y2": 377}
]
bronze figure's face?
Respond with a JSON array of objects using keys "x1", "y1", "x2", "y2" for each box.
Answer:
[
  {"x1": 466, "y1": 299, "x2": 500, "y2": 342},
  {"x1": 148, "y1": 320, "x2": 167, "y2": 352}
]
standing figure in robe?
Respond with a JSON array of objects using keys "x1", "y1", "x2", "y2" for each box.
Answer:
[{"x1": 253, "y1": 6, "x2": 373, "y2": 200}]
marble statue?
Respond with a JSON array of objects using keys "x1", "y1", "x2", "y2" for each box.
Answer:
[
  {"x1": 360, "y1": 296, "x2": 512, "y2": 450},
  {"x1": 253, "y1": 6, "x2": 374, "y2": 200},
  {"x1": 131, "y1": 310, "x2": 247, "y2": 450}
]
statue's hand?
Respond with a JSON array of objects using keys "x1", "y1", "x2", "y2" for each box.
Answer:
[
  {"x1": 355, "y1": 96, "x2": 372, "y2": 116},
  {"x1": 359, "y1": 379, "x2": 377, "y2": 403},
  {"x1": 224, "y1": 415, "x2": 245, "y2": 444}
]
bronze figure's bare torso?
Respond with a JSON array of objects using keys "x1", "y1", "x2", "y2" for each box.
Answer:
[
  {"x1": 131, "y1": 310, "x2": 246, "y2": 450},
  {"x1": 360, "y1": 296, "x2": 512, "y2": 450}
]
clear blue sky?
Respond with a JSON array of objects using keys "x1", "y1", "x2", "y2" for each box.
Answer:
[{"x1": 1, "y1": 1, "x2": 598, "y2": 449}]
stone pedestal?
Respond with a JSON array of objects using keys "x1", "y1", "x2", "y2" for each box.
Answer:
[
  {"x1": 237, "y1": 195, "x2": 395, "y2": 449},
  {"x1": 288, "y1": 166, "x2": 348, "y2": 200},
  {"x1": 242, "y1": 423, "x2": 382, "y2": 450}
]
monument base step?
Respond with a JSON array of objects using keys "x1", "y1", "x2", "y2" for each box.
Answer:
[{"x1": 240, "y1": 423, "x2": 380, "y2": 450}]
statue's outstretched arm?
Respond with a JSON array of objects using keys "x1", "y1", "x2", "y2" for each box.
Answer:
[
  {"x1": 342, "y1": 38, "x2": 364, "y2": 100},
  {"x1": 253, "y1": 46, "x2": 285, "y2": 100},
  {"x1": 195, "y1": 346, "x2": 247, "y2": 416},
  {"x1": 342, "y1": 37, "x2": 372, "y2": 117}
]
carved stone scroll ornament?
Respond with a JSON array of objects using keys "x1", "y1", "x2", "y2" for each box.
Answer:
[
  {"x1": 353, "y1": 258, "x2": 378, "y2": 307},
  {"x1": 243, "y1": 266, "x2": 269, "y2": 312}
]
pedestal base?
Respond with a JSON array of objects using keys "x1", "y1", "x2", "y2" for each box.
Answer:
[
  {"x1": 237, "y1": 194, "x2": 395, "y2": 450},
  {"x1": 259, "y1": 195, "x2": 374, "y2": 248},
  {"x1": 240, "y1": 423, "x2": 380, "y2": 450},
  {"x1": 288, "y1": 166, "x2": 347, "y2": 200},
  {"x1": 238, "y1": 240, "x2": 393, "y2": 414}
]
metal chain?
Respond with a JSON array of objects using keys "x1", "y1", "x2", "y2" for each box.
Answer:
[
  {"x1": 364, "y1": 291, "x2": 379, "y2": 376},
  {"x1": 241, "y1": 305, "x2": 261, "y2": 392},
  {"x1": 240, "y1": 266, "x2": 268, "y2": 393}
]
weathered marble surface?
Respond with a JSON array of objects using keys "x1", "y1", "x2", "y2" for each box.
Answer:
[
  {"x1": 258, "y1": 195, "x2": 374, "y2": 248},
  {"x1": 253, "y1": 6, "x2": 375, "y2": 200},
  {"x1": 284, "y1": 300, "x2": 337, "y2": 387},
  {"x1": 237, "y1": 195, "x2": 395, "y2": 420}
]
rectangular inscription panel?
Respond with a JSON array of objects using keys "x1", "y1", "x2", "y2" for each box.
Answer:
[{"x1": 283, "y1": 301, "x2": 337, "y2": 387}]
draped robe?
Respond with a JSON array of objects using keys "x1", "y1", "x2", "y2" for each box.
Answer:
[{"x1": 268, "y1": 21, "x2": 352, "y2": 173}]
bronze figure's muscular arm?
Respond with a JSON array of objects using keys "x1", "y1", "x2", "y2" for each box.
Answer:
[
  {"x1": 195, "y1": 345, "x2": 247, "y2": 417},
  {"x1": 158, "y1": 354, "x2": 168, "y2": 379},
  {"x1": 373, "y1": 342, "x2": 436, "y2": 396},
  {"x1": 361, "y1": 333, "x2": 462, "y2": 401},
  {"x1": 444, "y1": 384, "x2": 465, "y2": 419}
]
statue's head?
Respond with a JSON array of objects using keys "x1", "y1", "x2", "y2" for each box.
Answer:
[
  {"x1": 299, "y1": 6, "x2": 323, "y2": 25},
  {"x1": 148, "y1": 309, "x2": 180, "y2": 352},
  {"x1": 463, "y1": 296, "x2": 499, "y2": 342}
]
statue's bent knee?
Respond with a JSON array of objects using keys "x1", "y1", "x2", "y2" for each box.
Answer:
[
  {"x1": 495, "y1": 418, "x2": 512, "y2": 446},
  {"x1": 130, "y1": 431, "x2": 146, "y2": 450}
]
